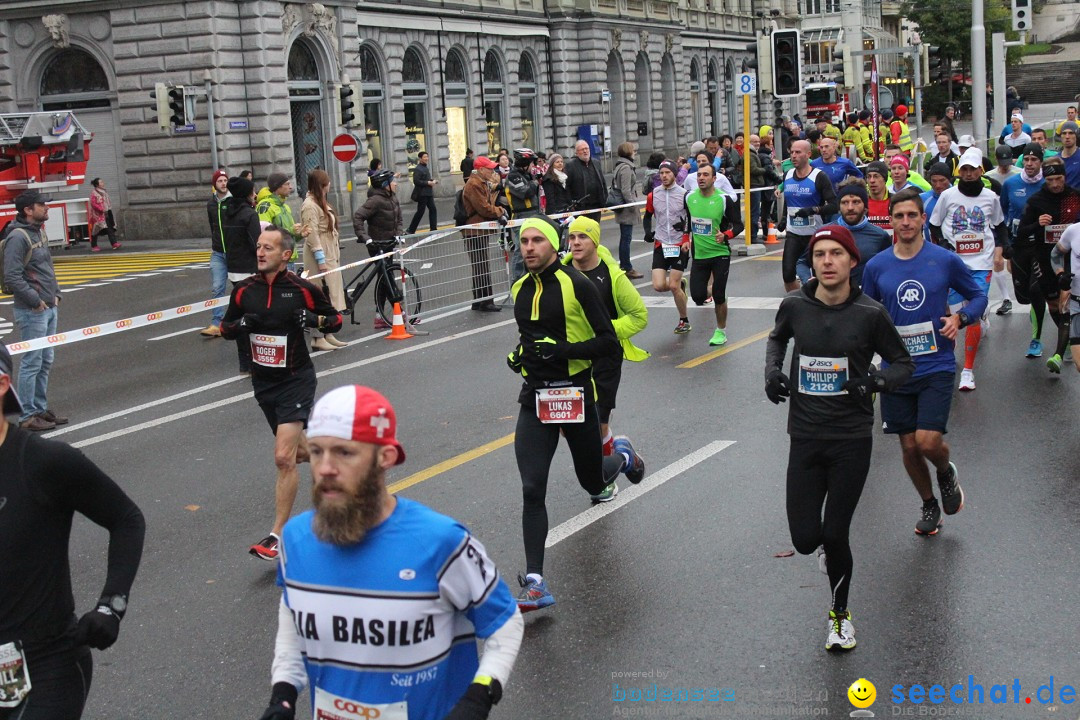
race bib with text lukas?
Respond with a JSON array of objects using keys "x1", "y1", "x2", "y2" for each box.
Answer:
[
  {"x1": 897, "y1": 321, "x2": 937, "y2": 356},
  {"x1": 535, "y1": 387, "x2": 585, "y2": 423},
  {"x1": 797, "y1": 355, "x2": 849, "y2": 396},
  {"x1": 313, "y1": 686, "x2": 407, "y2": 720},
  {"x1": 250, "y1": 333, "x2": 288, "y2": 368},
  {"x1": 0, "y1": 642, "x2": 30, "y2": 709}
]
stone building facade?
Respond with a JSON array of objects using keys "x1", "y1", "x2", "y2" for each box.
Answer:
[{"x1": 0, "y1": 0, "x2": 798, "y2": 240}]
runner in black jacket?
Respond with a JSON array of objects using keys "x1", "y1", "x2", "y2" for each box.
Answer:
[
  {"x1": 764, "y1": 225, "x2": 912, "y2": 653},
  {"x1": 220, "y1": 226, "x2": 342, "y2": 562}
]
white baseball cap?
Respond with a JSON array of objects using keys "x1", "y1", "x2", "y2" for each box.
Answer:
[
  {"x1": 958, "y1": 134, "x2": 976, "y2": 148},
  {"x1": 959, "y1": 147, "x2": 984, "y2": 168}
]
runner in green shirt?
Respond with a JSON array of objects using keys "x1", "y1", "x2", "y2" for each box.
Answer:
[{"x1": 684, "y1": 163, "x2": 742, "y2": 346}]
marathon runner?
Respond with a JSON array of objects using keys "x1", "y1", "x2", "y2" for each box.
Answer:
[
  {"x1": 1055, "y1": 121, "x2": 1080, "y2": 188},
  {"x1": 861, "y1": 189, "x2": 988, "y2": 536},
  {"x1": 781, "y1": 140, "x2": 838, "y2": 292},
  {"x1": 796, "y1": 179, "x2": 891, "y2": 285},
  {"x1": 220, "y1": 226, "x2": 343, "y2": 560},
  {"x1": 563, "y1": 215, "x2": 648, "y2": 478},
  {"x1": 1051, "y1": 224, "x2": 1080, "y2": 373},
  {"x1": 998, "y1": 143, "x2": 1045, "y2": 317},
  {"x1": 1013, "y1": 156, "x2": 1080, "y2": 371},
  {"x1": 919, "y1": 163, "x2": 953, "y2": 245},
  {"x1": 928, "y1": 147, "x2": 1006, "y2": 391},
  {"x1": 863, "y1": 162, "x2": 893, "y2": 234},
  {"x1": 686, "y1": 162, "x2": 742, "y2": 345},
  {"x1": 0, "y1": 344, "x2": 145, "y2": 719},
  {"x1": 885, "y1": 154, "x2": 930, "y2": 194},
  {"x1": 810, "y1": 136, "x2": 863, "y2": 196},
  {"x1": 259, "y1": 385, "x2": 522, "y2": 720},
  {"x1": 643, "y1": 160, "x2": 691, "y2": 334},
  {"x1": 766, "y1": 224, "x2": 913, "y2": 651},
  {"x1": 506, "y1": 216, "x2": 629, "y2": 612}
]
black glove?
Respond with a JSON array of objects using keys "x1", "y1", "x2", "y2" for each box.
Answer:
[
  {"x1": 1001, "y1": 244, "x2": 1014, "y2": 260},
  {"x1": 258, "y1": 682, "x2": 298, "y2": 720},
  {"x1": 842, "y1": 373, "x2": 887, "y2": 398},
  {"x1": 239, "y1": 313, "x2": 260, "y2": 330},
  {"x1": 792, "y1": 207, "x2": 815, "y2": 219},
  {"x1": 1058, "y1": 271, "x2": 1074, "y2": 291},
  {"x1": 643, "y1": 230, "x2": 655, "y2": 243},
  {"x1": 75, "y1": 606, "x2": 121, "y2": 650},
  {"x1": 765, "y1": 370, "x2": 791, "y2": 405},
  {"x1": 497, "y1": 213, "x2": 509, "y2": 227},
  {"x1": 526, "y1": 337, "x2": 569, "y2": 361},
  {"x1": 506, "y1": 346, "x2": 523, "y2": 373},
  {"x1": 444, "y1": 681, "x2": 500, "y2": 720},
  {"x1": 293, "y1": 308, "x2": 320, "y2": 329}
]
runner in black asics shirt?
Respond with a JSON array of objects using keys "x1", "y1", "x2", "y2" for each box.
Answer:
[
  {"x1": 0, "y1": 344, "x2": 145, "y2": 720},
  {"x1": 221, "y1": 226, "x2": 342, "y2": 561}
]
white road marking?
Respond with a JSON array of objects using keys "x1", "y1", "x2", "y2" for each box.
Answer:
[
  {"x1": 545, "y1": 440, "x2": 736, "y2": 548},
  {"x1": 147, "y1": 326, "x2": 207, "y2": 341},
  {"x1": 63, "y1": 318, "x2": 519, "y2": 448},
  {"x1": 640, "y1": 296, "x2": 782, "y2": 310}
]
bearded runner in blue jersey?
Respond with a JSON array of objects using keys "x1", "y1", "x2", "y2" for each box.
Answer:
[
  {"x1": 259, "y1": 386, "x2": 523, "y2": 720},
  {"x1": 782, "y1": 140, "x2": 838, "y2": 292},
  {"x1": 861, "y1": 189, "x2": 988, "y2": 537}
]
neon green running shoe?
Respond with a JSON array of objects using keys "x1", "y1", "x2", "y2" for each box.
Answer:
[
  {"x1": 709, "y1": 328, "x2": 728, "y2": 346},
  {"x1": 1048, "y1": 354, "x2": 1063, "y2": 374}
]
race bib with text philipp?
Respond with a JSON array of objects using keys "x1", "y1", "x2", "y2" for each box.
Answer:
[{"x1": 797, "y1": 355, "x2": 849, "y2": 396}]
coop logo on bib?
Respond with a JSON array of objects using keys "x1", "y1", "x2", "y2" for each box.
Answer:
[{"x1": 896, "y1": 279, "x2": 926, "y2": 311}]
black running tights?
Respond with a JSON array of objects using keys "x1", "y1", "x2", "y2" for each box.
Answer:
[
  {"x1": 0, "y1": 646, "x2": 92, "y2": 720},
  {"x1": 786, "y1": 437, "x2": 873, "y2": 613}
]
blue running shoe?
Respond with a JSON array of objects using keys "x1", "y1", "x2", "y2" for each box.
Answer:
[
  {"x1": 1026, "y1": 339, "x2": 1043, "y2": 358},
  {"x1": 516, "y1": 573, "x2": 555, "y2": 612},
  {"x1": 612, "y1": 435, "x2": 645, "y2": 484}
]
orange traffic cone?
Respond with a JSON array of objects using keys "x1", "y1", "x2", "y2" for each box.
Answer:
[
  {"x1": 385, "y1": 302, "x2": 413, "y2": 340},
  {"x1": 765, "y1": 222, "x2": 780, "y2": 244}
]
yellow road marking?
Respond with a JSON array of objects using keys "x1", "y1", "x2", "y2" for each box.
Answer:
[
  {"x1": 753, "y1": 255, "x2": 783, "y2": 261},
  {"x1": 677, "y1": 328, "x2": 771, "y2": 369},
  {"x1": 388, "y1": 433, "x2": 515, "y2": 494}
]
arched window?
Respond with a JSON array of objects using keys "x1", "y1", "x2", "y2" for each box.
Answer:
[
  {"x1": 287, "y1": 40, "x2": 325, "y2": 194},
  {"x1": 689, "y1": 58, "x2": 703, "y2": 141},
  {"x1": 402, "y1": 47, "x2": 429, "y2": 169},
  {"x1": 40, "y1": 48, "x2": 110, "y2": 110},
  {"x1": 519, "y1": 53, "x2": 538, "y2": 149},
  {"x1": 483, "y1": 50, "x2": 505, "y2": 155},
  {"x1": 358, "y1": 45, "x2": 386, "y2": 166},
  {"x1": 445, "y1": 49, "x2": 470, "y2": 174},
  {"x1": 707, "y1": 60, "x2": 720, "y2": 136},
  {"x1": 288, "y1": 42, "x2": 320, "y2": 85}
]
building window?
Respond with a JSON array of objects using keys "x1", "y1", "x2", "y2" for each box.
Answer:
[
  {"x1": 287, "y1": 40, "x2": 326, "y2": 195},
  {"x1": 39, "y1": 48, "x2": 110, "y2": 110},
  {"x1": 519, "y1": 53, "x2": 538, "y2": 150},
  {"x1": 402, "y1": 47, "x2": 428, "y2": 170},
  {"x1": 707, "y1": 60, "x2": 720, "y2": 137},
  {"x1": 825, "y1": 0, "x2": 840, "y2": 12},
  {"x1": 359, "y1": 45, "x2": 386, "y2": 166},
  {"x1": 483, "y1": 50, "x2": 505, "y2": 156},
  {"x1": 800, "y1": 0, "x2": 822, "y2": 14},
  {"x1": 689, "y1": 58, "x2": 703, "y2": 141},
  {"x1": 445, "y1": 49, "x2": 470, "y2": 174}
]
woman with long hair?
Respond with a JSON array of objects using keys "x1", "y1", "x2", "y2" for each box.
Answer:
[
  {"x1": 301, "y1": 169, "x2": 346, "y2": 350},
  {"x1": 541, "y1": 153, "x2": 571, "y2": 215},
  {"x1": 612, "y1": 141, "x2": 644, "y2": 278},
  {"x1": 88, "y1": 178, "x2": 120, "y2": 251}
]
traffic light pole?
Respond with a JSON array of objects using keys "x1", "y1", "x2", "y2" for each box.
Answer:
[{"x1": 204, "y1": 71, "x2": 218, "y2": 171}]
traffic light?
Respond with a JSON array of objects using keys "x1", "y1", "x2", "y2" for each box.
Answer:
[
  {"x1": 833, "y1": 47, "x2": 856, "y2": 89},
  {"x1": 339, "y1": 83, "x2": 356, "y2": 127},
  {"x1": 1012, "y1": 0, "x2": 1031, "y2": 31},
  {"x1": 167, "y1": 85, "x2": 185, "y2": 128},
  {"x1": 922, "y1": 45, "x2": 945, "y2": 85},
  {"x1": 771, "y1": 29, "x2": 802, "y2": 98},
  {"x1": 150, "y1": 82, "x2": 169, "y2": 131}
]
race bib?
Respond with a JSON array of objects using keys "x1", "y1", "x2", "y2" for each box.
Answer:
[
  {"x1": 788, "y1": 210, "x2": 810, "y2": 228},
  {"x1": 314, "y1": 686, "x2": 407, "y2": 720},
  {"x1": 535, "y1": 387, "x2": 585, "y2": 423},
  {"x1": 0, "y1": 642, "x2": 30, "y2": 709},
  {"x1": 955, "y1": 232, "x2": 982, "y2": 255},
  {"x1": 897, "y1": 321, "x2": 937, "y2": 356},
  {"x1": 1045, "y1": 223, "x2": 1068, "y2": 244},
  {"x1": 250, "y1": 334, "x2": 288, "y2": 368},
  {"x1": 662, "y1": 244, "x2": 682, "y2": 259},
  {"x1": 691, "y1": 218, "x2": 713, "y2": 236},
  {"x1": 797, "y1": 355, "x2": 849, "y2": 396}
]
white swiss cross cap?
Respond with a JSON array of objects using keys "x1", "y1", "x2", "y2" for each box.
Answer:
[{"x1": 307, "y1": 385, "x2": 406, "y2": 465}]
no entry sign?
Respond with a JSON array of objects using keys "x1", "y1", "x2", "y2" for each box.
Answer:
[{"x1": 332, "y1": 133, "x2": 361, "y2": 163}]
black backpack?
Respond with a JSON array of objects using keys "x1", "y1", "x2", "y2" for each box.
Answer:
[{"x1": 453, "y1": 189, "x2": 469, "y2": 227}]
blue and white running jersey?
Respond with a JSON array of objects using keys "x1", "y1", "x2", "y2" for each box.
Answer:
[
  {"x1": 783, "y1": 167, "x2": 828, "y2": 235},
  {"x1": 278, "y1": 497, "x2": 517, "y2": 720}
]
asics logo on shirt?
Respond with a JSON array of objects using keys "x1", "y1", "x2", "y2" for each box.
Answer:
[{"x1": 897, "y1": 280, "x2": 926, "y2": 311}]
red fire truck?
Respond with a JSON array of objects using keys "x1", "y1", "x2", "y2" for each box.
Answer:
[
  {"x1": 805, "y1": 82, "x2": 850, "y2": 125},
  {"x1": 0, "y1": 111, "x2": 93, "y2": 247}
]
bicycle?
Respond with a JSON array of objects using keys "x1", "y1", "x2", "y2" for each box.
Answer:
[{"x1": 342, "y1": 239, "x2": 423, "y2": 326}]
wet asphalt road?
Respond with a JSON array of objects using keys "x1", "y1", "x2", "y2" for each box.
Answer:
[{"x1": 11, "y1": 224, "x2": 1079, "y2": 720}]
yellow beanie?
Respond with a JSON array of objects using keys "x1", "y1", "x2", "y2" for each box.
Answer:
[
  {"x1": 759, "y1": 125, "x2": 773, "y2": 138},
  {"x1": 568, "y1": 215, "x2": 601, "y2": 247}
]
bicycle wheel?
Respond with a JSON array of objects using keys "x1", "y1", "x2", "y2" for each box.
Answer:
[{"x1": 375, "y1": 263, "x2": 423, "y2": 326}]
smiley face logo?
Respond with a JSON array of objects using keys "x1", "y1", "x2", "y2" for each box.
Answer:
[{"x1": 848, "y1": 678, "x2": 876, "y2": 708}]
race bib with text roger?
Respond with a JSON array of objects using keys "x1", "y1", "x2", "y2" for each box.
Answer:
[
  {"x1": 250, "y1": 334, "x2": 288, "y2": 368},
  {"x1": 536, "y1": 387, "x2": 585, "y2": 423},
  {"x1": 797, "y1": 355, "x2": 849, "y2": 396},
  {"x1": 313, "y1": 686, "x2": 407, "y2": 720},
  {"x1": 897, "y1": 321, "x2": 937, "y2": 356}
]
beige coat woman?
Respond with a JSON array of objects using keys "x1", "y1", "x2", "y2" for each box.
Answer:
[{"x1": 301, "y1": 185, "x2": 346, "y2": 349}]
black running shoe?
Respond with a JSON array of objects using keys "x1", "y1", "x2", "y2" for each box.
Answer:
[
  {"x1": 937, "y1": 462, "x2": 964, "y2": 515},
  {"x1": 996, "y1": 299, "x2": 1013, "y2": 316},
  {"x1": 915, "y1": 499, "x2": 942, "y2": 536}
]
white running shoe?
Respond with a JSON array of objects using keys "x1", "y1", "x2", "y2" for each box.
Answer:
[
  {"x1": 817, "y1": 546, "x2": 828, "y2": 575},
  {"x1": 826, "y1": 610, "x2": 856, "y2": 651},
  {"x1": 980, "y1": 316, "x2": 990, "y2": 338},
  {"x1": 958, "y1": 369, "x2": 976, "y2": 391}
]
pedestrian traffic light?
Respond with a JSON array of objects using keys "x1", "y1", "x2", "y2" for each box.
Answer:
[
  {"x1": 1012, "y1": 0, "x2": 1031, "y2": 31},
  {"x1": 923, "y1": 45, "x2": 945, "y2": 85},
  {"x1": 150, "y1": 82, "x2": 169, "y2": 132},
  {"x1": 167, "y1": 86, "x2": 186, "y2": 129},
  {"x1": 832, "y1": 47, "x2": 856, "y2": 89},
  {"x1": 339, "y1": 83, "x2": 356, "y2": 128},
  {"x1": 771, "y1": 29, "x2": 802, "y2": 98}
]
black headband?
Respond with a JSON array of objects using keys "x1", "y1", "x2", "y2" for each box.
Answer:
[{"x1": 1043, "y1": 164, "x2": 1065, "y2": 178}]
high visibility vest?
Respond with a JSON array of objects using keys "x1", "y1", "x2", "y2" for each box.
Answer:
[{"x1": 891, "y1": 120, "x2": 914, "y2": 152}]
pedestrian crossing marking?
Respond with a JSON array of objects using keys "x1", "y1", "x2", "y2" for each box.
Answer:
[{"x1": 1, "y1": 250, "x2": 211, "y2": 299}]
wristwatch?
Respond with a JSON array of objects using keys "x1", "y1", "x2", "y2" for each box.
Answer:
[
  {"x1": 957, "y1": 312, "x2": 971, "y2": 329},
  {"x1": 473, "y1": 675, "x2": 503, "y2": 705},
  {"x1": 99, "y1": 594, "x2": 128, "y2": 617}
]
